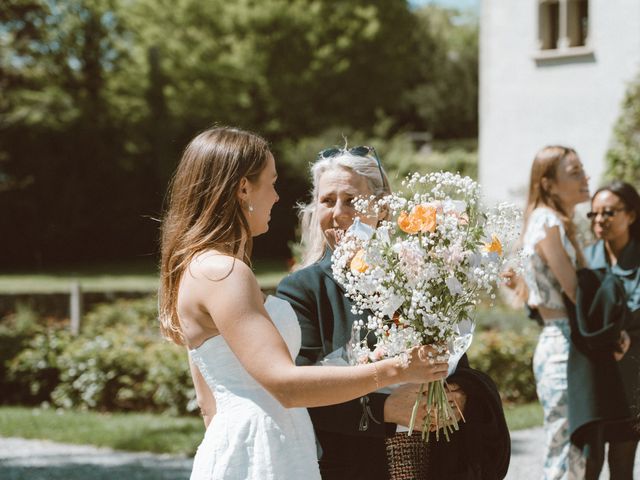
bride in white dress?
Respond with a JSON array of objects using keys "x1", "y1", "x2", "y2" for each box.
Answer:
[{"x1": 158, "y1": 127, "x2": 449, "y2": 480}]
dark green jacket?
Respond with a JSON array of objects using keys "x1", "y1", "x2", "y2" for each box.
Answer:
[
  {"x1": 586, "y1": 239, "x2": 640, "y2": 312},
  {"x1": 276, "y1": 249, "x2": 510, "y2": 480},
  {"x1": 567, "y1": 239, "x2": 640, "y2": 459}
]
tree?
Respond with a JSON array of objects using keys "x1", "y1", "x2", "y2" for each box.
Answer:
[
  {"x1": 0, "y1": 0, "x2": 480, "y2": 266},
  {"x1": 0, "y1": 0, "x2": 153, "y2": 266},
  {"x1": 125, "y1": 0, "x2": 417, "y2": 141},
  {"x1": 605, "y1": 74, "x2": 640, "y2": 185},
  {"x1": 397, "y1": 5, "x2": 479, "y2": 139}
]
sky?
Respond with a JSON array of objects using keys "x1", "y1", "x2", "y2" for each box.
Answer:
[{"x1": 409, "y1": 0, "x2": 479, "y2": 11}]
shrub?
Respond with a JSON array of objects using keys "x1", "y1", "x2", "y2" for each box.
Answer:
[
  {"x1": 0, "y1": 304, "x2": 49, "y2": 403},
  {"x1": 382, "y1": 143, "x2": 478, "y2": 187},
  {"x1": 8, "y1": 327, "x2": 72, "y2": 405},
  {"x1": 474, "y1": 299, "x2": 540, "y2": 334},
  {"x1": 81, "y1": 296, "x2": 159, "y2": 336},
  {"x1": 277, "y1": 126, "x2": 478, "y2": 188},
  {"x1": 7, "y1": 296, "x2": 197, "y2": 414},
  {"x1": 49, "y1": 325, "x2": 194, "y2": 413},
  {"x1": 467, "y1": 327, "x2": 539, "y2": 404},
  {"x1": 6, "y1": 293, "x2": 538, "y2": 412},
  {"x1": 605, "y1": 73, "x2": 640, "y2": 185}
]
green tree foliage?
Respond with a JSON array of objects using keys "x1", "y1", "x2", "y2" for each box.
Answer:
[
  {"x1": 605, "y1": 74, "x2": 640, "y2": 185},
  {"x1": 1, "y1": 0, "x2": 156, "y2": 266},
  {"x1": 125, "y1": 0, "x2": 417, "y2": 140},
  {"x1": 398, "y1": 5, "x2": 478, "y2": 138},
  {"x1": 0, "y1": 0, "x2": 479, "y2": 266}
]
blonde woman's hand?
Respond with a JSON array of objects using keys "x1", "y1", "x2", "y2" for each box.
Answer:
[
  {"x1": 401, "y1": 345, "x2": 449, "y2": 384},
  {"x1": 614, "y1": 330, "x2": 631, "y2": 361},
  {"x1": 443, "y1": 382, "x2": 466, "y2": 424},
  {"x1": 383, "y1": 383, "x2": 428, "y2": 428},
  {"x1": 425, "y1": 382, "x2": 467, "y2": 432}
]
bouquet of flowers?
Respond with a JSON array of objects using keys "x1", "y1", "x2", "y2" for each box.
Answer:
[{"x1": 331, "y1": 171, "x2": 522, "y2": 441}]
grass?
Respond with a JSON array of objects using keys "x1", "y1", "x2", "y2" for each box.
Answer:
[
  {"x1": 0, "y1": 406, "x2": 203, "y2": 455},
  {"x1": 0, "y1": 402, "x2": 543, "y2": 454},
  {"x1": 0, "y1": 258, "x2": 289, "y2": 294},
  {"x1": 504, "y1": 402, "x2": 543, "y2": 431}
]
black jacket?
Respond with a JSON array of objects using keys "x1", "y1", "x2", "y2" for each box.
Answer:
[{"x1": 276, "y1": 249, "x2": 510, "y2": 479}]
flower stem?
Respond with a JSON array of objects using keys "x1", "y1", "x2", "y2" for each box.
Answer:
[{"x1": 408, "y1": 382, "x2": 424, "y2": 436}]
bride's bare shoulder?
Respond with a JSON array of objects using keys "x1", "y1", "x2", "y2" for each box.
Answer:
[{"x1": 185, "y1": 251, "x2": 256, "y2": 287}]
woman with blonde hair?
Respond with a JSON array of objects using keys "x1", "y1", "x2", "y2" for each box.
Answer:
[
  {"x1": 277, "y1": 145, "x2": 511, "y2": 479},
  {"x1": 520, "y1": 145, "x2": 591, "y2": 479},
  {"x1": 158, "y1": 127, "x2": 448, "y2": 480}
]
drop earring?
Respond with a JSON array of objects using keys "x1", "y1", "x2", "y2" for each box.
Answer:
[{"x1": 241, "y1": 199, "x2": 254, "y2": 212}]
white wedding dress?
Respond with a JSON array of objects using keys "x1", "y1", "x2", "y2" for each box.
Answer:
[{"x1": 189, "y1": 295, "x2": 321, "y2": 480}]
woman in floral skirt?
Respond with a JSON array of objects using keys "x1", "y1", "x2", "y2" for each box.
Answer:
[{"x1": 520, "y1": 145, "x2": 591, "y2": 479}]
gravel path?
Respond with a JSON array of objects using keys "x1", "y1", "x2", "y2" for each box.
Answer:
[
  {"x1": 506, "y1": 427, "x2": 640, "y2": 479},
  {"x1": 0, "y1": 437, "x2": 192, "y2": 480},
  {"x1": 3, "y1": 429, "x2": 640, "y2": 479}
]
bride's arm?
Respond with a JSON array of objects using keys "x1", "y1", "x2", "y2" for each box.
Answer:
[
  {"x1": 191, "y1": 257, "x2": 448, "y2": 409},
  {"x1": 189, "y1": 356, "x2": 216, "y2": 428}
]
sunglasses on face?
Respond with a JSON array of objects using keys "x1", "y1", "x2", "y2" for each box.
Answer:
[
  {"x1": 317, "y1": 145, "x2": 387, "y2": 191},
  {"x1": 586, "y1": 207, "x2": 627, "y2": 220}
]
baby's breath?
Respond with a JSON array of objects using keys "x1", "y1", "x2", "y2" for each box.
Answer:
[{"x1": 331, "y1": 171, "x2": 523, "y2": 440}]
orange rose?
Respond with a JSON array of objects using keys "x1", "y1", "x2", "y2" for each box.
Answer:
[
  {"x1": 398, "y1": 210, "x2": 419, "y2": 234},
  {"x1": 414, "y1": 204, "x2": 437, "y2": 233},
  {"x1": 350, "y1": 249, "x2": 369, "y2": 273},
  {"x1": 484, "y1": 234, "x2": 503, "y2": 256},
  {"x1": 397, "y1": 204, "x2": 437, "y2": 234}
]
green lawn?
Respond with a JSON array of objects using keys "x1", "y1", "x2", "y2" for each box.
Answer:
[
  {"x1": 0, "y1": 406, "x2": 203, "y2": 455},
  {"x1": 503, "y1": 402, "x2": 543, "y2": 431},
  {"x1": 0, "y1": 258, "x2": 289, "y2": 294},
  {"x1": 0, "y1": 402, "x2": 542, "y2": 454}
]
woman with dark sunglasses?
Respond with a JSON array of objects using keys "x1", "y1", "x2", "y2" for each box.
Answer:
[
  {"x1": 276, "y1": 145, "x2": 510, "y2": 480},
  {"x1": 576, "y1": 181, "x2": 640, "y2": 479}
]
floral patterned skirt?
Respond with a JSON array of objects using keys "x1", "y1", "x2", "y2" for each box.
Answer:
[{"x1": 533, "y1": 319, "x2": 585, "y2": 480}]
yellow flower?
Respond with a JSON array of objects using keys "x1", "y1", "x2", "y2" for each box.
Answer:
[
  {"x1": 350, "y1": 249, "x2": 369, "y2": 273},
  {"x1": 484, "y1": 234, "x2": 503, "y2": 256},
  {"x1": 397, "y1": 204, "x2": 437, "y2": 234}
]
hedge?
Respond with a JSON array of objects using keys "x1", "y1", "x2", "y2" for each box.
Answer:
[{"x1": 1, "y1": 296, "x2": 538, "y2": 413}]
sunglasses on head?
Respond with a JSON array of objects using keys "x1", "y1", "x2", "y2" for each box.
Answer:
[
  {"x1": 586, "y1": 207, "x2": 627, "y2": 220},
  {"x1": 317, "y1": 145, "x2": 387, "y2": 191}
]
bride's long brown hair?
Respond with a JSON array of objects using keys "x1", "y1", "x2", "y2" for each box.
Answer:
[{"x1": 159, "y1": 127, "x2": 270, "y2": 345}]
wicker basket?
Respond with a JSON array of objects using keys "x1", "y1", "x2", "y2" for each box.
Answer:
[{"x1": 385, "y1": 432, "x2": 431, "y2": 479}]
